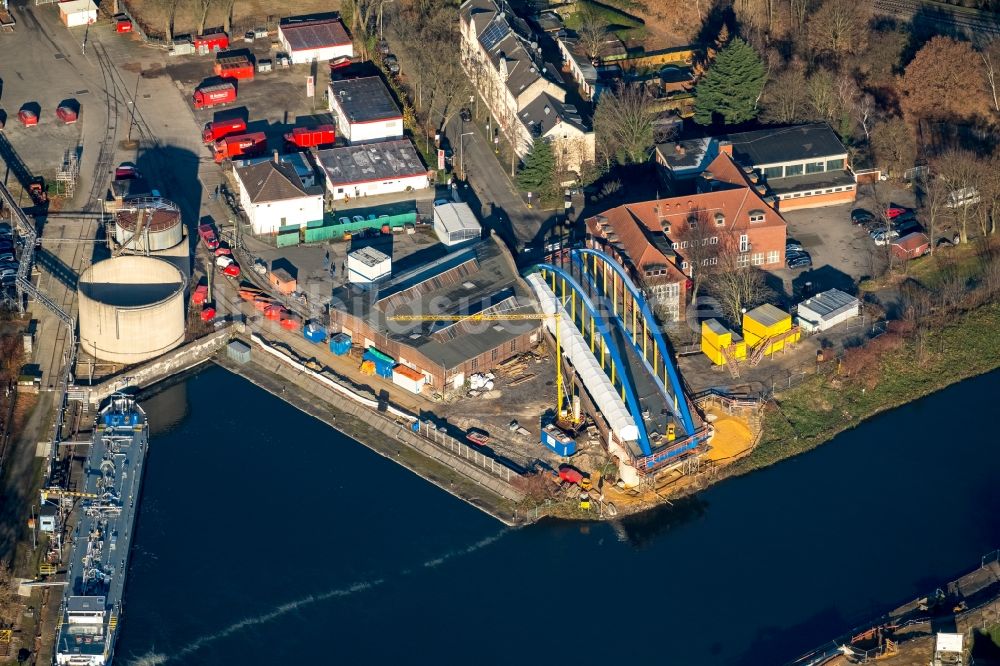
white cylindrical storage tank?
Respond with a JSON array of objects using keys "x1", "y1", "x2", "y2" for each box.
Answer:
[
  {"x1": 114, "y1": 197, "x2": 184, "y2": 252},
  {"x1": 78, "y1": 256, "x2": 187, "y2": 364}
]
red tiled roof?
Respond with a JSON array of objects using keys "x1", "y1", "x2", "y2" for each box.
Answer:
[{"x1": 586, "y1": 153, "x2": 786, "y2": 273}]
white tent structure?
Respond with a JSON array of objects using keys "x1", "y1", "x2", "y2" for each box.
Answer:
[{"x1": 528, "y1": 273, "x2": 642, "y2": 485}]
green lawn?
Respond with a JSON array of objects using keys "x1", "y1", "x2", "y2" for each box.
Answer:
[
  {"x1": 563, "y1": 0, "x2": 644, "y2": 34},
  {"x1": 735, "y1": 301, "x2": 1000, "y2": 472}
]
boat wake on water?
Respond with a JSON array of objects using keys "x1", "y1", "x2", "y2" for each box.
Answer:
[{"x1": 130, "y1": 529, "x2": 510, "y2": 664}]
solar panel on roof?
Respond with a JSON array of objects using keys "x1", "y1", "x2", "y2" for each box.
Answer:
[{"x1": 480, "y1": 18, "x2": 510, "y2": 51}]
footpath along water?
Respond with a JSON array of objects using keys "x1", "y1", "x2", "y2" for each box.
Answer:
[{"x1": 117, "y1": 365, "x2": 1000, "y2": 666}]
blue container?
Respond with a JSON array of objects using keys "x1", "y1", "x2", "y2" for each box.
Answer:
[
  {"x1": 363, "y1": 349, "x2": 395, "y2": 378},
  {"x1": 540, "y1": 422, "x2": 577, "y2": 457},
  {"x1": 329, "y1": 333, "x2": 352, "y2": 355},
  {"x1": 304, "y1": 323, "x2": 327, "y2": 343}
]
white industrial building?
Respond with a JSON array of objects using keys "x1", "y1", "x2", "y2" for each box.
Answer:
[
  {"x1": 314, "y1": 140, "x2": 429, "y2": 202},
  {"x1": 59, "y1": 0, "x2": 97, "y2": 27},
  {"x1": 795, "y1": 288, "x2": 860, "y2": 333},
  {"x1": 347, "y1": 246, "x2": 391, "y2": 284},
  {"x1": 278, "y1": 15, "x2": 354, "y2": 65},
  {"x1": 235, "y1": 158, "x2": 324, "y2": 234},
  {"x1": 433, "y1": 202, "x2": 481, "y2": 246},
  {"x1": 328, "y1": 77, "x2": 403, "y2": 144}
]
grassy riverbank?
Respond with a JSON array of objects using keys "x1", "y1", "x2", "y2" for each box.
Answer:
[{"x1": 735, "y1": 300, "x2": 1000, "y2": 472}]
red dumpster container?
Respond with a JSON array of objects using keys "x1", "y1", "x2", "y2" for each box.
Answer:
[
  {"x1": 283, "y1": 125, "x2": 336, "y2": 149},
  {"x1": 213, "y1": 131, "x2": 266, "y2": 163},
  {"x1": 56, "y1": 105, "x2": 78, "y2": 124},
  {"x1": 264, "y1": 304, "x2": 285, "y2": 321},
  {"x1": 194, "y1": 32, "x2": 229, "y2": 53},
  {"x1": 202, "y1": 118, "x2": 247, "y2": 143},
  {"x1": 18, "y1": 109, "x2": 38, "y2": 127},
  {"x1": 214, "y1": 55, "x2": 254, "y2": 80},
  {"x1": 193, "y1": 82, "x2": 237, "y2": 110}
]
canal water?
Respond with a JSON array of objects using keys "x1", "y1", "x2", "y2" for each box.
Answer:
[{"x1": 118, "y1": 365, "x2": 1000, "y2": 665}]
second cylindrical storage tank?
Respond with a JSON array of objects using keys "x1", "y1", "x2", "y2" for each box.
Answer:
[
  {"x1": 114, "y1": 197, "x2": 184, "y2": 252},
  {"x1": 78, "y1": 256, "x2": 187, "y2": 364}
]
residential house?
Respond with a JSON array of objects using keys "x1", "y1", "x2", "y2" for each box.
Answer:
[
  {"x1": 586, "y1": 149, "x2": 787, "y2": 323},
  {"x1": 460, "y1": 0, "x2": 595, "y2": 176},
  {"x1": 235, "y1": 157, "x2": 324, "y2": 235}
]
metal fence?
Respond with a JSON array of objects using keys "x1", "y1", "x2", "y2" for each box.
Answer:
[{"x1": 418, "y1": 420, "x2": 517, "y2": 484}]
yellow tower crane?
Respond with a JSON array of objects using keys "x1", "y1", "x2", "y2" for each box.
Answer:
[
  {"x1": 40, "y1": 488, "x2": 100, "y2": 502},
  {"x1": 387, "y1": 312, "x2": 577, "y2": 423}
]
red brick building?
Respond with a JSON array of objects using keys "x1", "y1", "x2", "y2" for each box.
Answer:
[{"x1": 585, "y1": 150, "x2": 787, "y2": 323}]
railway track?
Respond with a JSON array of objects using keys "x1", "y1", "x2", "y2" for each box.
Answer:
[{"x1": 872, "y1": 0, "x2": 1000, "y2": 36}]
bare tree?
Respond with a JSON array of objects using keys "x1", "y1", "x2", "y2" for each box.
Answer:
[
  {"x1": 935, "y1": 150, "x2": 982, "y2": 244},
  {"x1": 220, "y1": 0, "x2": 238, "y2": 34},
  {"x1": 593, "y1": 83, "x2": 656, "y2": 167},
  {"x1": 707, "y1": 232, "x2": 768, "y2": 327},
  {"x1": 762, "y1": 66, "x2": 809, "y2": 123},
  {"x1": 191, "y1": 0, "x2": 215, "y2": 36},
  {"x1": 837, "y1": 75, "x2": 874, "y2": 141},
  {"x1": 978, "y1": 37, "x2": 1000, "y2": 115},
  {"x1": 976, "y1": 151, "x2": 1000, "y2": 237},
  {"x1": 576, "y1": 8, "x2": 609, "y2": 62},
  {"x1": 151, "y1": 0, "x2": 182, "y2": 41},
  {"x1": 807, "y1": 0, "x2": 871, "y2": 57},
  {"x1": 806, "y1": 68, "x2": 840, "y2": 122},
  {"x1": 0, "y1": 562, "x2": 19, "y2": 626},
  {"x1": 918, "y1": 175, "x2": 950, "y2": 255},
  {"x1": 870, "y1": 117, "x2": 916, "y2": 179},
  {"x1": 668, "y1": 209, "x2": 722, "y2": 305},
  {"x1": 788, "y1": 0, "x2": 812, "y2": 32}
]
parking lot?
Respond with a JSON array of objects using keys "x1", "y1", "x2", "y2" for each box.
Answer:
[{"x1": 771, "y1": 185, "x2": 919, "y2": 303}]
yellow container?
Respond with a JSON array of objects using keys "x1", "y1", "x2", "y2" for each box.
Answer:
[
  {"x1": 743, "y1": 304, "x2": 799, "y2": 356},
  {"x1": 702, "y1": 320, "x2": 747, "y2": 365}
]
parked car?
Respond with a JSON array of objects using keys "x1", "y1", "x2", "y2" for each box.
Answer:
[
  {"x1": 339, "y1": 217, "x2": 351, "y2": 226},
  {"x1": 851, "y1": 208, "x2": 875, "y2": 225},
  {"x1": 384, "y1": 55, "x2": 400, "y2": 74},
  {"x1": 377, "y1": 38, "x2": 390, "y2": 54},
  {"x1": 885, "y1": 205, "x2": 908, "y2": 219},
  {"x1": 460, "y1": 107, "x2": 472, "y2": 122},
  {"x1": 352, "y1": 215, "x2": 365, "y2": 224},
  {"x1": 216, "y1": 255, "x2": 234, "y2": 268},
  {"x1": 0, "y1": 254, "x2": 15, "y2": 264},
  {"x1": 786, "y1": 253, "x2": 813, "y2": 269},
  {"x1": 786, "y1": 239, "x2": 804, "y2": 253},
  {"x1": 872, "y1": 229, "x2": 899, "y2": 245},
  {"x1": 895, "y1": 219, "x2": 923, "y2": 236}
]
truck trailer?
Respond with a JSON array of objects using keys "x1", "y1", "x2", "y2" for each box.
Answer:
[
  {"x1": 284, "y1": 125, "x2": 336, "y2": 149},
  {"x1": 193, "y1": 82, "x2": 237, "y2": 109},
  {"x1": 213, "y1": 132, "x2": 267, "y2": 163},
  {"x1": 202, "y1": 118, "x2": 247, "y2": 143},
  {"x1": 214, "y1": 55, "x2": 254, "y2": 80}
]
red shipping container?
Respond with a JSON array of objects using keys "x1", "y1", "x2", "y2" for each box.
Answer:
[
  {"x1": 194, "y1": 32, "x2": 229, "y2": 52},
  {"x1": 213, "y1": 132, "x2": 267, "y2": 163},
  {"x1": 214, "y1": 56, "x2": 254, "y2": 80},
  {"x1": 283, "y1": 125, "x2": 336, "y2": 149},
  {"x1": 202, "y1": 118, "x2": 247, "y2": 143},
  {"x1": 193, "y1": 82, "x2": 237, "y2": 110},
  {"x1": 891, "y1": 232, "x2": 931, "y2": 261}
]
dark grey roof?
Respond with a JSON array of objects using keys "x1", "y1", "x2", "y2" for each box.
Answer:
[
  {"x1": 329, "y1": 76, "x2": 401, "y2": 124},
  {"x1": 519, "y1": 92, "x2": 588, "y2": 137},
  {"x1": 655, "y1": 137, "x2": 714, "y2": 171},
  {"x1": 332, "y1": 237, "x2": 538, "y2": 371},
  {"x1": 279, "y1": 16, "x2": 351, "y2": 50},
  {"x1": 765, "y1": 169, "x2": 855, "y2": 195},
  {"x1": 314, "y1": 140, "x2": 426, "y2": 187},
  {"x1": 723, "y1": 123, "x2": 848, "y2": 167},
  {"x1": 235, "y1": 160, "x2": 310, "y2": 203}
]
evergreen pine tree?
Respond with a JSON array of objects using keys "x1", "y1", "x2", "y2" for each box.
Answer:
[
  {"x1": 516, "y1": 138, "x2": 557, "y2": 196},
  {"x1": 693, "y1": 38, "x2": 766, "y2": 126}
]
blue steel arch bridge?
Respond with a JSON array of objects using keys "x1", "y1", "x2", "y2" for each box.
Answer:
[{"x1": 526, "y1": 248, "x2": 709, "y2": 475}]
